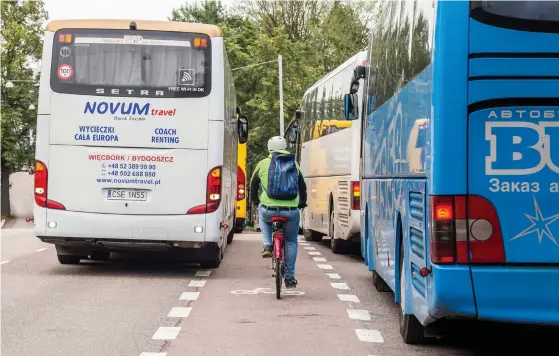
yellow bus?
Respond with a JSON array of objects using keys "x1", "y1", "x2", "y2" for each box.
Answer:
[{"x1": 234, "y1": 115, "x2": 247, "y2": 235}]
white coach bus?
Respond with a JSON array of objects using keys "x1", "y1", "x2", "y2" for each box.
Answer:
[
  {"x1": 286, "y1": 51, "x2": 366, "y2": 253},
  {"x1": 33, "y1": 19, "x2": 248, "y2": 268}
]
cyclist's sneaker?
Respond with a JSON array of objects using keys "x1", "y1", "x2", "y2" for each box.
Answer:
[
  {"x1": 261, "y1": 245, "x2": 272, "y2": 258},
  {"x1": 285, "y1": 276, "x2": 297, "y2": 288}
]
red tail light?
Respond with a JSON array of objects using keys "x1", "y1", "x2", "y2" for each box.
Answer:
[
  {"x1": 237, "y1": 166, "x2": 246, "y2": 201},
  {"x1": 33, "y1": 160, "x2": 65, "y2": 210},
  {"x1": 430, "y1": 196, "x2": 456, "y2": 264},
  {"x1": 351, "y1": 181, "x2": 360, "y2": 210},
  {"x1": 430, "y1": 195, "x2": 505, "y2": 265},
  {"x1": 187, "y1": 166, "x2": 222, "y2": 215}
]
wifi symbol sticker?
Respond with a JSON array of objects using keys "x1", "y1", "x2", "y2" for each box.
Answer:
[{"x1": 178, "y1": 69, "x2": 195, "y2": 86}]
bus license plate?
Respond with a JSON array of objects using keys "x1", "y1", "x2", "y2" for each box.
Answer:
[{"x1": 106, "y1": 189, "x2": 147, "y2": 201}]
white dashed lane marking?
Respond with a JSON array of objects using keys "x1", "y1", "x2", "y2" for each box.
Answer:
[
  {"x1": 330, "y1": 282, "x2": 350, "y2": 290},
  {"x1": 313, "y1": 257, "x2": 327, "y2": 262},
  {"x1": 1, "y1": 260, "x2": 10, "y2": 265},
  {"x1": 338, "y1": 294, "x2": 360, "y2": 303},
  {"x1": 36, "y1": 248, "x2": 47, "y2": 252},
  {"x1": 152, "y1": 327, "x2": 181, "y2": 340},
  {"x1": 326, "y1": 273, "x2": 341, "y2": 279},
  {"x1": 308, "y1": 251, "x2": 321, "y2": 256},
  {"x1": 168, "y1": 307, "x2": 192, "y2": 318},
  {"x1": 188, "y1": 280, "x2": 207, "y2": 288},
  {"x1": 355, "y1": 329, "x2": 384, "y2": 343},
  {"x1": 299, "y1": 242, "x2": 309, "y2": 246},
  {"x1": 195, "y1": 270, "x2": 211, "y2": 277},
  {"x1": 317, "y1": 264, "x2": 333, "y2": 270},
  {"x1": 179, "y1": 292, "x2": 200, "y2": 301},
  {"x1": 304, "y1": 246, "x2": 316, "y2": 250},
  {"x1": 347, "y1": 309, "x2": 371, "y2": 321}
]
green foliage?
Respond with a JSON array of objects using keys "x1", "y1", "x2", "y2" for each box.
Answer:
[
  {"x1": 1, "y1": 0, "x2": 47, "y2": 172},
  {"x1": 170, "y1": 0, "x2": 369, "y2": 178}
]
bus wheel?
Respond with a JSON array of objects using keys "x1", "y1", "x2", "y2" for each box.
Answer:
[
  {"x1": 398, "y1": 236, "x2": 425, "y2": 344},
  {"x1": 372, "y1": 270, "x2": 391, "y2": 292},
  {"x1": 57, "y1": 254, "x2": 81, "y2": 265},
  {"x1": 330, "y1": 210, "x2": 347, "y2": 254},
  {"x1": 200, "y1": 247, "x2": 222, "y2": 269},
  {"x1": 227, "y1": 228, "x2": 235, "y2": 244}
]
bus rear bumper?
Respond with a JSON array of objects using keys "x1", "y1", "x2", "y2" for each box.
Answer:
[
  {"x1": 428, "y1": 265, "x2": 478, "y2": 322},
  {"x1": 470, "y1": 266, "x2": 559, "y2": 325},
  {"x1": 35, "y1": 209, "x2": 220, "y2": 243}
]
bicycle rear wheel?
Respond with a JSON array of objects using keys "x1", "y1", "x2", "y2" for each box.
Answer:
[{"x1": 275, "y1": 258, "x2": 282, "y2": 299}]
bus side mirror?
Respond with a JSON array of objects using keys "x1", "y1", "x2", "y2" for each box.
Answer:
[
  {"x1": 354, "y1": 64, "x2": 367, "y2": 80},
  {"x1": 286, "y1": 126, "x2": 298, "y2": 145},
  {"x1": 238, "y1": 116, "x2": 248, "y2": 144},
  {"x1": 344, "y1": 93, "x2": 359, "y2": 120}
]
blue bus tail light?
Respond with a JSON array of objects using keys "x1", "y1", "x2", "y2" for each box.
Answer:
[
  {"x1": 430, "y1": 195, "x2": 505, "y2": 265},
  {"x1": 430, "y1": 196, "x2": 456, "y2": 264}
]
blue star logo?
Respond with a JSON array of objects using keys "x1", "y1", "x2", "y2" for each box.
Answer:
[{"x1": 511, "y1": 196, "x2": 559, "y2": 246}]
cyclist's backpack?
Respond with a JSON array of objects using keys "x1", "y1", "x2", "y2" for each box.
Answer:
[{"x1": 265, "y1": 152, "x2": 299, "y2": 200}]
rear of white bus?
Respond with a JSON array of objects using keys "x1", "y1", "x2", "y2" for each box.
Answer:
[{"x1": 33, "y1": 22, "x2": 233, "y2": 266}]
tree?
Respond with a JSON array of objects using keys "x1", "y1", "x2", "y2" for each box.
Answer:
[
  {"x1": 0, "y1": 0, "x2": 47, "y2": 217},
  {"x1": 169, "y1": 0, "x2": 370, "y2": 189}
]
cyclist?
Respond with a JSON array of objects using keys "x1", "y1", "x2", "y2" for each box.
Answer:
[{"x1": 250, "y1": 136, "x2": 307, "y2": 288}]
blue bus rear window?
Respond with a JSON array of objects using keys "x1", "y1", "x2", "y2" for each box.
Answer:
[{"x1": 481, "y1": 1, "x2": 559, "y2": 22}]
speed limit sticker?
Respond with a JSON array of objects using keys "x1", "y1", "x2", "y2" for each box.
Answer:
[{"x1": 57, "y1": 64, "x2": 73, "y2": 80}]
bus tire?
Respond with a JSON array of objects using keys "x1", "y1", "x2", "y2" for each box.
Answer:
[
  {"x1": 372, "y1": 270, "x2": 391, "y2": 292},
  {"x1": 398, "y1": 230, "x2": 425, "y2": 344},
  {"x1": 57, "y1": 254, "x2": 81, "y2": 265},
  {"x1": 200, "y1": 247, "x2": 222, "y2": 269},
  {"x1": 330, "y1": 210, "x2": 347, "y2": 254}
]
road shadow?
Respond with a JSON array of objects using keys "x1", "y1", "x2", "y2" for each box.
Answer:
[{"x1": 43, "y1": 252, "x2": 210, "y2": 279}]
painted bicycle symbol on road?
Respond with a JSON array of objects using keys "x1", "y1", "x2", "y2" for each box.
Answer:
[{"x1": 230, "y1": 287, "x2": 305, "y2": 296}]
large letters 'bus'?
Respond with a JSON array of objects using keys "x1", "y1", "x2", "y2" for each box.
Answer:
[
  {"x1": 354, "y1": 0, "x2": 559, "y2": 344},
  {"x1": 33, "y1": 19, "x2": 248, "y2": 268}
]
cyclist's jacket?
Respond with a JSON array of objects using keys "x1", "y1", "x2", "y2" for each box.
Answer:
[{"x1": 250, "y1": 149, "x2": 307, "y2": 208}]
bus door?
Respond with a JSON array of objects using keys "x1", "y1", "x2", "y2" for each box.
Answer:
[{"x1": 466, "y1": 1, "x2": 559, "y2": 321}]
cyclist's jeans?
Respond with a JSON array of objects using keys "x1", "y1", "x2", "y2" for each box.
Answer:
[{"x1": 259, "y1": 205, "x2": 300, "y2": 278}]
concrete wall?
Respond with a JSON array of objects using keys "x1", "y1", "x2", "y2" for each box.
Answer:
[{"x1": 9, "y1": 171, "x2": 34, "y2": 218}]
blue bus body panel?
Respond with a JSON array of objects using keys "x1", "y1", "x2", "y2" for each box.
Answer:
[
  {"x1": 471, "y1": 266, "x2": 559, "y2": 324},
  {"x1": 428, "y1": 265, "x2": 477, "y2": 319},
  {"x1": 362, "y1": 0, "x2": 559, "y2": 328},
  {"x1": 470, "y1": 19, "x2": 559, "y2": 54},
  {"x1": 468, "y1": 8, "x2": 559, "y2": 325},
  {"x1": 470, "y1": 58, "x2": 559, "y2": 77}
]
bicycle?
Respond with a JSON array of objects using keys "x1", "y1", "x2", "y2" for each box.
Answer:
[{"x1": 271, "y1": 216, "x2": 288, "y2": 299}]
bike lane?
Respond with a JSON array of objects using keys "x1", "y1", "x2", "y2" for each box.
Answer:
[{"x1": 162, "y1": 232, "x2": 376, "y2": 356}]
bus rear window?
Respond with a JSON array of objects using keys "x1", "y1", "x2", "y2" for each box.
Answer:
[
  {"x1": 471, "y1": 1, "x2": 559, "y2": 32},
  {"x1": 51, "y1": 29, "x2": 211, "y2": 98},
  {"x1": 480, "y1": 1, "x2": 559, "y2": 21}
]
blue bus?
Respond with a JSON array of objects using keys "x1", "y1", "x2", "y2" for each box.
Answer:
[{"x1": 344, "y1": 0, "x2": 559, "y2": 344}]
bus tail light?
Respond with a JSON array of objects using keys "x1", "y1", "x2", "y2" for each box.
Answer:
[
  {"x1": 430, "y1": 195, "x2": 505, "y2": 265},
  {"x1": 237, "y1": 165, "x2": 246, "y2": 201},
  {"x1": 187, "y1": 166, "x2": 222, "y2": 215},
  {"x1": 34, "y1": 160, "x2": 65, "y2": 210},
  {"x1": 351, "y1": 181, "x2": 360, "y2": 210},
  {"x1": 466, "y1": 195, "x2": 505, "y2": 263},
  {"x1": 430, "y1": 196, "x2": 456, "y2": 264}
]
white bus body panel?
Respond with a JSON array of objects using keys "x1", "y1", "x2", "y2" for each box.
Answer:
[{"x1": 34, "y1": 32, "x2": 235, "y2": 246}]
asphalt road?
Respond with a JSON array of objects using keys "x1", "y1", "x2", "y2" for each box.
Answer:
[{"x1": 1, "y1": 222, "x2": 555, "y2": 356}]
